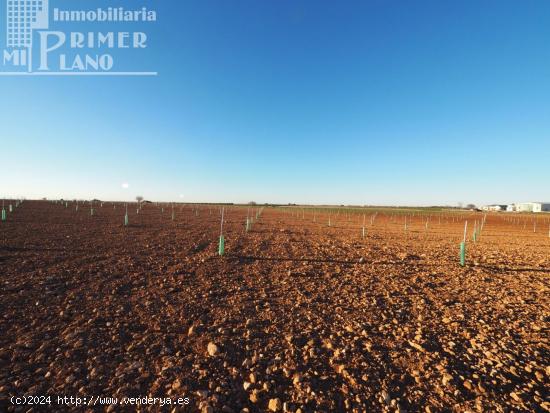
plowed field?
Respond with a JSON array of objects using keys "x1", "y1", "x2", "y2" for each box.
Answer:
[{"x1": 1, "y1": 201, "x2": 548, "y2": 412}]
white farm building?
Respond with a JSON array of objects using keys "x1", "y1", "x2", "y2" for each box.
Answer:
[
  {"x1": 508, "y1": 202, "x2": 550, "y2": 213},
  {"x1": 481, "y1": 205, "x2": 506, "y2": 211}
]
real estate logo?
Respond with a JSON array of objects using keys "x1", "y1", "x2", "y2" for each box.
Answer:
[{"x1": 2, "y1": 0, "x2": 157, "y2": 76}]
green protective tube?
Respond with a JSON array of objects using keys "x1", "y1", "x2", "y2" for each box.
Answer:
[
  {"x1": 218, "y1": 235, "x2": 225, "y2": 256},
  {"x1": 1, "y1": 209, "x2": 6, "y2": 221},
  {"x1": 473, "y1": 231, "x2": 477, "y2": 242},
  {"x1": 124, "y1": 214, "x2": 129, "y2": 226},
  {"x1": 460, "y1": 242, "x2": 466, "y2": 267}
]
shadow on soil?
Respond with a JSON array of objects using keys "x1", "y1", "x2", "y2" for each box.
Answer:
[
  {"x1": 223, "y1": 254, "x2": 423, "y2": 266},
  {"x1": 227, "y1": 255, "x2": 361, "y2": 265},
  {"x1": 0, "y1": 246, "x2": 86, "y2": 253},
  {"x1": 473, "y1": 264, "x2": 550, "y2": 274}
]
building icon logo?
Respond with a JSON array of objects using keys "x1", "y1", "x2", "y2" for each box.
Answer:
[
  {"x1": 5, "y1": 0, "x2": 49, "y2": 70},
  {"x1": 2, "y1": 0, "x2": 157, "y2": 76}
]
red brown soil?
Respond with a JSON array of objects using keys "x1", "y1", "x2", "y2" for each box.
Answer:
[{"x1": 1, "y1": 201, "x2": 548, "y2": 412}]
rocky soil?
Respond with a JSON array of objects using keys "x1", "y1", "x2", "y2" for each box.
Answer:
[{"x1": 0, "y1": 201, "x2": 548, "y2": 412}]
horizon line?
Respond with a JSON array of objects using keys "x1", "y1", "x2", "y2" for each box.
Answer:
[{"x1": 3, "y1": 197, "x2": 549, "y2": 210}]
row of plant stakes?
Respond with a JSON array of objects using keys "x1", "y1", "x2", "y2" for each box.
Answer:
[
  {"x1": 2, "y1": 199, "x2": 549, "y2": 267},
  {"x1": 1, "y1": 199, "x2": 23, "y2": 221}
]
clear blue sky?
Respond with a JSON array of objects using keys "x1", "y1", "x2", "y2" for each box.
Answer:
[{"x1": 1, "y1": 0, "x2": 549, "y2": 205}]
